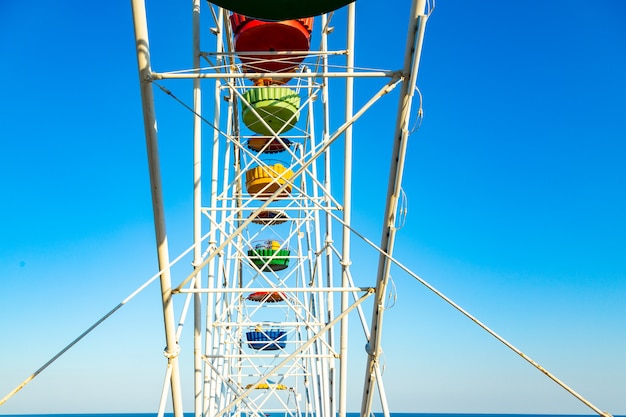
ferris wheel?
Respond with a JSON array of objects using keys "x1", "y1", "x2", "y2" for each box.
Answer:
[
  {"x1": 129, "y1": 1, "x2": 432, "y2": 417},
  {"x1": 0, "y1": 2, "x2": 618, "y2": 417}
]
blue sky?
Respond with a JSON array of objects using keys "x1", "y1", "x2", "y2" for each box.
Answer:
[{"x1": 1, "y1": 0, "x2": 625, "y2": 415}]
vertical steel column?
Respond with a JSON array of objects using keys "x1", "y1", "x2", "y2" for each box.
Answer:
[
  {"x1": 320, "y1": 13, "x2": 336, "y2": 417},
  {"x1": 191, "y1": 0, "x2": 203, "y2": 416},
  {"x1": 130, "y1": 0, "x2": 184, "y2": 416},
  {"x1": 360, "y1": 0, "x2": 428, "y2": 416},
  {"x1": 339, "y1": 4, "x2": 356, "y2": 417},
  {"x1": 304, "y1": 68, "x2": 324, "y2": 416},
  {"x1": 205, "y1": 9, "x2": 226, "y2": 417}
]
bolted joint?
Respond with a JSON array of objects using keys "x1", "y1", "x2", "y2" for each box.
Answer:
[
  {"x1": 163, "y1": 344, "x2": 181, "y2": 360},
  {"x1": 365, "y1": 342, "x2": 381, "y2": 356}
]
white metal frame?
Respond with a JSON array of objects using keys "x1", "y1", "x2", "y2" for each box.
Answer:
[
  {"x1": 0, "y1": 4, "x2": 614, "y2": 417},
  {"x1": 129, "y1": 2, "x2": 431, "y2": 417}
]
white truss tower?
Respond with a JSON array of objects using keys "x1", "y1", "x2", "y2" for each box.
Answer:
[{"x1": 129, "y1": 2, "x2": 431, "y2": 417}]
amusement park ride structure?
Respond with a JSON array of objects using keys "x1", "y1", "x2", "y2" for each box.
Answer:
[
  {"x1": 129, "y1": 1, "x2": 433, "y2": 416},
  {"x1": 0, "y1": 2, "x2": 616, "y2": 417}
]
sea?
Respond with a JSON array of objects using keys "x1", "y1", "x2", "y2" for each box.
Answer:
[{"x1": 2, "y1": 413, "x2": 623, "y2": 417}]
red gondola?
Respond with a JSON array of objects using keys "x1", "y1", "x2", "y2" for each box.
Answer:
[
  {"x1": 247, "y1": 136, "x2": 291, "y2": 154},
  {"x1": 247, "y1": 291, "x2": 287, "y2": 302},
  {"x1": 250, "y1": 210, "x2": 289, "y2": 225},
  {"x1": 231, "y1": 13, "x2": 313, "y2": 81}
]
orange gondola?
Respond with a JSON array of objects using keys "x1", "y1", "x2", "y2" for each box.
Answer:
[
  {"x1": 245, "y1": 163, "x2": 293, "y2": 199},
  {"x1": 247, "y1": 291, "x2": 287, "y2": 302}
]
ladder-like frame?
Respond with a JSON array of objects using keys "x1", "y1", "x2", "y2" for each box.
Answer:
[{"x1": 129, "y1": 2, "x2": 431, "y2": 417}]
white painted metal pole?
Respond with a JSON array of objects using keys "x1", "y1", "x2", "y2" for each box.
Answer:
[
  {"x1": 130, "y1": 0, "x2": 184, "y2": 416},
  {"x1": 339, "y1": 4, "x2": 356, "y2": 417},
  {"x1": 205, "y1": 9, "x2": 226, "y2": 417},
  {"x1": 360, "y1": 1, "x2": 428, "y2": 416},
  {"x1": 305, "y1": 68, "x2": 325, "y2": 417},
  {"x1": 320, "y1": 13, "x2": 337, "y2": 417},
  {"x1": 191, "y1": 1, "x2": 204, "y2": 416}
]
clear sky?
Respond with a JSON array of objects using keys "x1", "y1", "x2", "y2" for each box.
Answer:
[{"x1": 1, "y1": 0, "x2": 625, "y2": 415}]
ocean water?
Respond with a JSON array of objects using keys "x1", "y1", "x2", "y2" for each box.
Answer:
[{"x1": 2, "y1": 413, "x2": 624, "y2": 417}]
